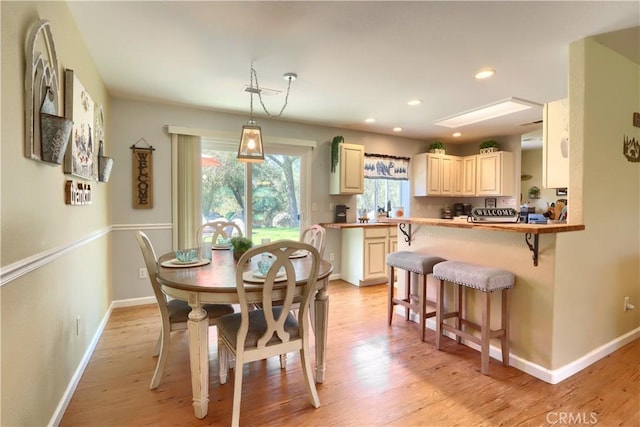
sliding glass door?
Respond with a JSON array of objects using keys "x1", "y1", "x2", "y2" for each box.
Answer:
[{"x1": 201, "y1": 141, "x2": 305, "y2": 245}]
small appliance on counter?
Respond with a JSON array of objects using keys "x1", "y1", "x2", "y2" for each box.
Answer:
[
  {"x1": 334, "y1": 204, "x2": 349, "y2": 223},
  {"x1": 527, "y1": 213, "x2": 548, "y2": 224}
]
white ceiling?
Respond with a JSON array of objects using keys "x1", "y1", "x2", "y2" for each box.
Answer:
[{"x1": 66, "y1": 1, "x2": 639, "y2": 145}]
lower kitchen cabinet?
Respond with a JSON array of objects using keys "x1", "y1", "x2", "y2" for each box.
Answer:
[{"x1": 341, "y1": 226, "x2": 397, "y2": 286}]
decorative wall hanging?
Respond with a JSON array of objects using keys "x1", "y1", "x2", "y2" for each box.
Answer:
[
  {"x1": 24, "y1": 19, "x2": 72, "y2": 163},
  {"x1": 64, "y1": 69, "x2": 95, "y2": 179},
  {"x1": 98, "y1": 142, "x2": 114, "y2": 182},
  {"x1": 65, "y1": 180, "x2": 92, "y2": 205},
  {"x1": 364, "y1": 153, "x2": 410, "y2": 180},
  {"x1": 130, "y1": 138, "x2": 154, "y2": 209},
  {"x1": 633, "y1": 112, "x2": 640, "y2": 128},
  {"x1": 623, "y1": 135, "x2": 639, "y2": 162}
]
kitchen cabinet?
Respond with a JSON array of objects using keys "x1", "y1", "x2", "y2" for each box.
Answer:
[
  {"x1": 341, "y1": 226, "x2": 397, "y2": 286},
  {"x1": 462, "y1": 155, "x2": 477, "y2": 196},
  {"x1": 476, "y1": 151, "x2": 514, "y2": 196},
  {"x1": 543, "y1": 98, "x2": 569, "y2": 189},
  {"x1": 330, "y1": 143, "x2": 364, "y2": 195},
  {"x1": 412, "y1": 153, "x2": 459, "y2": 196}
]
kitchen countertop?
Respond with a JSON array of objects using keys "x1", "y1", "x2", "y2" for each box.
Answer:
[
  {"x1": 379, "y1": 217, "x2": 585, "y2": 234},
  {"x1": 321, "y1": 222, "x2": 398, "y2": 229}
]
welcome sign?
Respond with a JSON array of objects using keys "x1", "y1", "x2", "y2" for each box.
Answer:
[
  {"x1": 469, "y1": 207, "x2": 519, "y2": 223},
  {"x1": 132, "y1": 147, "x2": 153, "y2": 209}
]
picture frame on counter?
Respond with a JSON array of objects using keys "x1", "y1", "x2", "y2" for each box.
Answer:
[
  {"x1": 556, "y1": 188, "x2": 568, "y2": 196},
  {"x1": 485, "y1": 197, "x2": 497, "y2": 208}
]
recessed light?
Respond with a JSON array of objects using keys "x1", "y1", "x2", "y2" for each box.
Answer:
[
  {"x1": 407, "y1": 99, "x2": 422, "y2": 106},
  {"x1": 475, "y1": 68, "x2": 496, "y2": 80},
  {"x1": 365, "y1": 117, "x2": 376, "y2": 123},
  {"x1": 453, "y1": 132, "x2": 462, "y2": 137},
  {"x1": 393, "y1": 127, "x2": 403, "y2": 132}
]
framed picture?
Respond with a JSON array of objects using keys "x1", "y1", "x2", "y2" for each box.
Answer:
[
  {"x1": 556, "y1": 188, "x2": 568, "y2": 196},
  {"x1": 485, "y1": 197, "x2": 497, "y2": 208},
  {"x1": 64, "y1": 69, "x2": 95, "y2": 179}
]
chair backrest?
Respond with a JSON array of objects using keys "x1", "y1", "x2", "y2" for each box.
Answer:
[
  {"x1": 135, "y1": 231, "x2": 170, "y2": 319},
  {"x1": 235, "y1": 240, "x2": 320, "y2": 349},
  {"x1": 300, "y1": 224, "x2": 326, "y2": 258},
  {"x1": 197, "y1": 220, "x2": 244, "y2": 246}
]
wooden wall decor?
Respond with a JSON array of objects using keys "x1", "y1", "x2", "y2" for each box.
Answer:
[
  {"x1": 64, "y1": 69, "x2": 95, "y2": 179},
  {"x1": 131, "y1": 138, "x2": 154, "y2": 209},
  {"x1": 623, "y1": 135, "x2": 639, "y2": 163},
  {"x1": 25, "y1": 19, "x2": 69, "y2": 162},
  {"x1": 65, "y1": 180, "x2": 92, "y2": 205}
]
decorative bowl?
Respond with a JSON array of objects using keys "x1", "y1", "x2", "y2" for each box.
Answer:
[{"x1": 175, "y1": 249, "x2": 198, "y2": 263}]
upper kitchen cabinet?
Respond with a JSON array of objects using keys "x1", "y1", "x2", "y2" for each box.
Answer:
[
  {"x1": 330, "y1": 142, "x2": 364, "y2": 195},
  {"x1": 476, "y1": 151, "x2": 514, "y2": 196},
  {"x1": 543, "y1": 98, "x2": 569, "y2": 189},
  {"x1": 412, "y1": 153, "x2": 458, "y2": 196}
]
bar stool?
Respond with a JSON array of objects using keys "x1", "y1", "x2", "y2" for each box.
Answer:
[
  {"x1": 386, "y1": 251, "x2": 446, "y2": 342},
  {"x1": 432, "y1": 261, "x2": 515, "y2": 375}
]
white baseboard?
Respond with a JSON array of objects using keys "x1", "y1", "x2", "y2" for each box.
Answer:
[
  {"x1": 112, "y1": 296, "x2": 156, "y2": 308},
  {"x1": 403, "y1": 308, "x2": 640, "y2": 384},
  {"x1": 47, "y1": 302, "x2": 114, "y2": 427}
]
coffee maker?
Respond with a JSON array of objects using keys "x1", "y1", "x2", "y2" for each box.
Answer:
[{"x1": 334, "y1": 204, "x2": 349, "y2": 223}]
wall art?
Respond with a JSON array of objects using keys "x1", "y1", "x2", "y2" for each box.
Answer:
[
  {"x1": 131, "y1": 138, "x2": 154, "y2": 209},
  {"x1": 64, "y1": 69, "x2": 95, "y2": 179},
  {"x1": 25, "y1": 19, "x2": 71, "y2": 163},
  {"x1": 623, "y1": 135, "x2": 639, "y2": 163}
]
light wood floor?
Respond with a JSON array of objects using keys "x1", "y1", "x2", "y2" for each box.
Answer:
[{"x1": 61, "y1": 280, "x2": 639, "y2": 427}]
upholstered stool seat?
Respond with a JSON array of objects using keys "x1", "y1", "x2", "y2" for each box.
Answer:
[
  {"x1": 433, "y1": 261, "x2": 515, "y2": 374},
  {"x1": 386, "y1": 251, "x2": 446, "y2": 342}
]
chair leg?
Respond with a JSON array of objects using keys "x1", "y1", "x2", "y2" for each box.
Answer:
[
  {"x1": 419, "y1": 273, "x2": 427, "y2": 342},
  {"x1": 454, "y1": 284, "x2": 462, "y2": 344},
  {"x1": 300, "y1": 347, "x2": 321, "y2": 408},
  {"x1": 435, "y1": 279, "x2": 444, "y2": 350},
  {"x1": 231, "y1": 354, "x2": 245, "y2": 427},
  {"x1": 404, "y1": 270, "x2": 411, "y2": 320},
  {"x1": 501, "y1": 289, "x2": 511, "y2": 367},
  {"x1": 480, "y1": 291, "x2": 491, "y2": 375},
  {"x1": 387, "y1": 266, "x2": 395, "y2": 325},
  {"x1": 152, "y1": 331, "x2": 162, "y2": 356},
  {"x1": 279, "y1": 353, "x2": 287, "y2": 369},
  {"x1": 150, "y1": 323, "x2": 170, "y2": 389}
]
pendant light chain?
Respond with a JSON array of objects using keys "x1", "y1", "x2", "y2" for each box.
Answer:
[{"x1": 251, "y1": 65, "x2": 293, "y2": 118}]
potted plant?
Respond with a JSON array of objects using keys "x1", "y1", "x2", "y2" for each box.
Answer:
[
  {"x1": 528, "y1": 186, "x2": 541, "y2": 199},
  {"x1": 428, "y1": 141, "x2": 445, "y2": 155},
  {"x1": 480, "y1": 140, "x2": 499, "y2": 154},
  {"x1": 230, "y1": 236, "x2": 253, "y2": 260},
  {"x1": 330, "y1": 135, "x2": 344, "y2": 173}
]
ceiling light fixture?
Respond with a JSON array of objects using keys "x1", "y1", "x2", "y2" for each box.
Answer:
[
  {"x1": 238, "y1": 64, "x2": 297, "y2": 162},
  {"x1": 407, "y1": 99, "x2": 422, "y2": 106},
  {"x1": 365, "y1": 117, "x2": 376, "y2": 123},
  {"x1": 433, "y1": 97, "x2": 542, "y2": 128},
  {"x1": 393, "y1": 127, "x2": 403, "y2": 132},
  {"x1": 475, "y1": 68, "x2": 495, "y2": 79},
  {"x1": 453, "y1": 132, "x2": 462, "y2": 138}
]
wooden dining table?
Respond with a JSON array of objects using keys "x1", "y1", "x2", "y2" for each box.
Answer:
[{"x1": 156, "y1": 248, "x2": 333, "y2": 419}]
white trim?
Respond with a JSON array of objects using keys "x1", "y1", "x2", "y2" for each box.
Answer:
[
  {"x1": 167, "y1": 125, "x2": 317, "y2": 148},
  {"x1": 403, "y1": 311, "x2": 640, "y2": 384},
  {"x1": 0, "y1": 227, "x2": 110, "y2": 287},
  {"x1": 112, "y1": 296, "x2": 157, "y2": 308},
  {"x1": 111, "y1": 223, "x2": 173, "y2": 232},
  {"x1": 47, "y1": 302, "x2": 114, "y2": 427}
]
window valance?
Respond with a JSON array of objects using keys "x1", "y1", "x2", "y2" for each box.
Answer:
[{"x1": 364, "y1": 153, "x2": 410, "y2": 180}]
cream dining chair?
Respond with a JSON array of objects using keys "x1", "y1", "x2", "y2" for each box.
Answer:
[
  {"x1": 135, "y1": 231, "x2": 235, "y2": 389},
  {"x1": 300, "y1": 224, "x2": 326, "y2": 258},
  {"x1": 196, "y1": 219, "x2": 243, "y2": 247},
  {"x1": 217, "y1": 240, "x2": 321, "y2": 427}
]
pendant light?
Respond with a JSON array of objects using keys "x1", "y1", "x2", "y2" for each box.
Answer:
[{"x1": 237, "y1": 64, "x2": 297, "y2": 162}]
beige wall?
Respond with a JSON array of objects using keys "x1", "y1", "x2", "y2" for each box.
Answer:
[
  {"x1": 521, "y1": 148, "x2": 560, "y2": 213},
  {"x1": 1, "y1": 2, "x2": 111, "y2": 426},
  {"x1": 552, "y1": 37, "x2": 640, "y2": 368}
]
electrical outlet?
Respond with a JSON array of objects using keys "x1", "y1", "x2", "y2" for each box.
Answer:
[
  {"x1": 329, "y1": 252, "x2": 335, "y2": 261},
  {"x1": 624, "y1": 296, "x2": 635, "y2": 311},
  {"x1": 75, "y1": 316, "x2": 80, "y2": 336},
  {"x1": 139, "y1": 268, "x2": 148, "y2": 279}
]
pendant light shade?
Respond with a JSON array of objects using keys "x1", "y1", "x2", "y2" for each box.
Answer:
[
  {"x1": 237, "y1": 64, "x2": 296, "y2": 162},
  {"x1": 237, "y1": 122, "x2": 264, "y2": 163}
]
